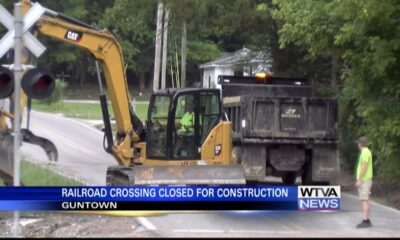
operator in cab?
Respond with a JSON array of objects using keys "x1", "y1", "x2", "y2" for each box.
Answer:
[
  {"x1": 174, "y1": 100, "x2": 196, "y2": 157},
  {"x1": 177, "y1": 102, "x2": 195, "y2": 135}
]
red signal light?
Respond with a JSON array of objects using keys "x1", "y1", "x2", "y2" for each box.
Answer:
[
  {"x1": 0, "y1": 75, "x2": 10, "y2": 86},
  {"x1": 33, "y1": 75, "x2": 52, "y2": 92},
  {"x1": 0, "y1": 66, "x2": 14, "y2": 99},
  {"x1": 21, "y1": 68, "x2": 55, "y2": 99}
]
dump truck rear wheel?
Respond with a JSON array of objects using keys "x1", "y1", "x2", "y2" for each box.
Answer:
[
  {"x1": 301, "y1": 163, "x2": 313, "y2": 185},
  {"x1": 301, "y1": 162, "x2": 313, "y2": 185},
  {"x1": 246, "y1": 180, "x2": 259, "y2": 186},
  {"x1": 282, "y1": 172, "x2": 297, "y2": 185}
]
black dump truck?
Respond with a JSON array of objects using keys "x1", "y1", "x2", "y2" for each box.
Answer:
[{"x1": 219, "y1": 75, "x2": 339, "y2": 185}]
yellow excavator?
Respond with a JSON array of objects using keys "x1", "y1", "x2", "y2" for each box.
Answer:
[{"x1": 0, "y1": 0, "x2": 245, "y2": 185}]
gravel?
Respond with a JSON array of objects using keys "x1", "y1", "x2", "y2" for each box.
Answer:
[{"x1": 0, "y1": 212, "x2": 158, "y2": 238}]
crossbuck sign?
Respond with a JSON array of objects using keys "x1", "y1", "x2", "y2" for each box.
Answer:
[{"x1": 0, "y1": 2, "x2": 47, "y2": 58}]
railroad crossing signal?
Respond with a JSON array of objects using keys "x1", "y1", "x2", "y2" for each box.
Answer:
[
  {"x1": 0, "y1": 2, "x2": 56, "y2": 236},
  {"x1": 0, "y1": 2, "x2": 55, "y2": 100},
  {"x1": 0, "y1": 2, "x2": 47, "y2": 58}
]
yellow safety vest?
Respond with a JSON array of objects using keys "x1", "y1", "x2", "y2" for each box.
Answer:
[{"x1": 180, "y1": 112, "x2": 194, "y2": 131}]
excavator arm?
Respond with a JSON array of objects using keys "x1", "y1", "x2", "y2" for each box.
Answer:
[
  {"x1": 34, "y1": 14, "x2": 143, "y2": 166},
  {"x1": 1, "y1": 1, "x2": 246, "y2": 186}
]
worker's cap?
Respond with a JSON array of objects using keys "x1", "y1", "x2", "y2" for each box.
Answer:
[{"x1": 355, "y1": 136, "x2": 369, "y2": 146}]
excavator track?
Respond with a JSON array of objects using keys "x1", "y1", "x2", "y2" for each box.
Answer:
[
  {"x1": 106, "y1": 165, "x2": 246, "y2": 186},
  {"x1": 106, "y1": 166, "x2": 136, "y2": 186}
]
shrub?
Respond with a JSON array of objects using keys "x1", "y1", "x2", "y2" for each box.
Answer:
[{"x1": 43, "y1": 79, "x2": 68, "y2": 105}]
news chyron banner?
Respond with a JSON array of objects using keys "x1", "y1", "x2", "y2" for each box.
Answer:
[
  {"x1": 298, "y1": 186, "x2": 341, "y2": 211},
  {"x1": 0, "y1": 186, "x2": 340, "y2": 211}
]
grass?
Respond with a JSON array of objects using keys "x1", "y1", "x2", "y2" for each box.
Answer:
[
  {"x1": 0, "y1": 160, "x2": 84, "y2": 186},
  {"x1": 66, "y1": 83, "x2": 153, "y2": 101},
  {"x1": 32, "y1": 100, "x2": 149, "y2": 122}
]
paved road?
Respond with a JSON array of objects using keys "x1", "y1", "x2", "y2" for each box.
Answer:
[
  {"x1": 21, "y1": 111, "x2": 115, "y2": 185},
  {"x1": 20, "y1": 111, "x2": 400, "y2": 237}
]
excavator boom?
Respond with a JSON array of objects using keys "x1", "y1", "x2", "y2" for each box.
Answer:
[{"x1": 35, "y1": 13, "x2": 143, "y2": 167}]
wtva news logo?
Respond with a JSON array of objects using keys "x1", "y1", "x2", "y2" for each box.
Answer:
[{"x1": 298, "y1": 186, "x2": 340, "y2": 211}]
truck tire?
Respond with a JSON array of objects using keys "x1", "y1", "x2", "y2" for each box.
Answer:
[
  {"x1": 282, "y1": 172, "x2": 297, "y2": 185},
  {"x1": 301, "y1": 161, "x2": 313, "y2": 185},
  {"x1": 246, "y1": 180, "x2": 259, "y2": 186}
]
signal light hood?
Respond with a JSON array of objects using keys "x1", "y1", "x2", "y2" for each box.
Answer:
[
  {"x1": 21, "y1": 67, "x2": 55, "y2": 100},
  {"x1": 0, "y1": 66, "x2": 14, "y2": 99}
]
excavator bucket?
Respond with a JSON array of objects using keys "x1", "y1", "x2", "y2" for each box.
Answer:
[
  {"x1": 0, "y1": 129, "x2": 58, "y2": 185},
  {"x1": 20, "y1": 129, "x2": 58, "y2": 162},
  {"x1": 106, "y1": 165, "x2": 246, "y2": 186}
]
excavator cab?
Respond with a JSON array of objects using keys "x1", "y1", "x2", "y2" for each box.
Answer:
[
  {"x1": 106, "y1": 88, "x2": 246, "y2": 186},
  {"x1": 147, "y1": 88, "x2": 221, "y2": 161}
]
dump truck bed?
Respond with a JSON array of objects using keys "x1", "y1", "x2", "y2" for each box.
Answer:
[
  {"x1": 218, "y1": 75, "x2": 339, "y2": 183},
  {"x1": 219, "y1": 75, "x2": 338, "y2": 144},
  {"x1": 224, "y1": 95, "x2": 338, "y2": 143}
]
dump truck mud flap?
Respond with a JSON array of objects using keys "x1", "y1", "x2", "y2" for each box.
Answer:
[
  {"x1": 311, "y1": 144, "x2": 339, "y2": 182},
  {"x1": 106, "y1": 165, "x2": 246, "y2": 186}
]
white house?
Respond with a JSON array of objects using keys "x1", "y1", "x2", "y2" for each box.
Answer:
[{"x1": 199, "y1": 47, "x2": 272, "y2": 89}]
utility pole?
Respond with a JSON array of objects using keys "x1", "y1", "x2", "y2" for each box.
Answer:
[
  {"x1": 161, "y1": 6, "x2": 169, "y2": 90},
  {"x1": 180, "y1": 21, "x2": 187, "y2": 88},
  {"x1": 153, "y1": 1, "x2": 164, "y2": 92}
]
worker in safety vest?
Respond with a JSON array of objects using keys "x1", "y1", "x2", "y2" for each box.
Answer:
[
  {"x1": 174, "y1": 101, "x2": 195, "y2": 157},
  {"x1": 355, "y1": 136, "x2": 373, "y2": 228},
  {"x1": 177, "y1": 102, "x2": 194, "y2": 135}
]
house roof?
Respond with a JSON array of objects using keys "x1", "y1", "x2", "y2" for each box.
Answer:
[{"x1": 199, "y1": 47, "x2": 271, "y2": 69}]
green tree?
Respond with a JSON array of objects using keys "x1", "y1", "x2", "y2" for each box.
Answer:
[
  {"x1": 166, "y1": 0, "x2": 224, "y2": 85},
  {"x1": 100, "y1": 0, "x2": 157, "y2": 92},
  {"x1": 35, "y1": 0, "x2": 114, "y2": 86},
  {"x1": 273, "y1": 0, "x2": 400, "y2": 182}
]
